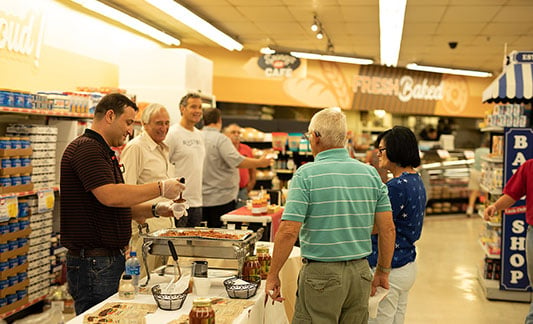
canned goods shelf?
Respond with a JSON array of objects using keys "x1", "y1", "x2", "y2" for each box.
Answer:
[{"x1": 0, "y1": 106, "x2": 92, "y2": 118}]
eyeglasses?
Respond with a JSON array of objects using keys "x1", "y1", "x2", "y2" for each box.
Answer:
[
  {"x1": 377, "y1": 147, "x2": 387, "y2": 154},
  {"x1": 303, "y1": 130, "x2": 321, "y2": 140}
]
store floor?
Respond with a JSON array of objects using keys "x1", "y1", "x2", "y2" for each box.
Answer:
[{"x1": 405, "y1": 214, "x2": 529, "y2": 324}]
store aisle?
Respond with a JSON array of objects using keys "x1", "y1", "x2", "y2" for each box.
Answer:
[{"x1": 405, "y1": 215, "x2": 529, "y2": 323}]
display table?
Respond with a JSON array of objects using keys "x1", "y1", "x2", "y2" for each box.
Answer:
[
  {"x1": 67, "y1": 242, "x2": 301, "y2": 324},
  {"x1": 221, "y1": 207, "x2": 284, "y2": 241}
]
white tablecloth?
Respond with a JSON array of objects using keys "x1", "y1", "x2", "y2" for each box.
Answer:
[{"x1": 67, "y1": 243, "x2": 301, "y2": 324}]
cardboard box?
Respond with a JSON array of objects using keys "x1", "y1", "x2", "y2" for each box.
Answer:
[
  {"x1": 0, "y1": 228, "x2": 31, "y2": 244},
  {"x1": 0, "y1": 278, "x2": 29, "y2": 298},
  {"x1": 0, "y1": 183, "x2": 33, "y2": 194},
  {"x1": 0, "y1": 296, "x2": 29, "y2": 316},
  {"x1": 0, "y1": 262, "x2": 28, "y2": 280},
  {"x1": 0, "y1": 166, "x2": 32, "y2": 176},
  {"x1": 0, "y1": 245, "x2": 29, "y2": 262},
  {"x1": 0, "y1": 148, "x2": 32, "y2": 158}
]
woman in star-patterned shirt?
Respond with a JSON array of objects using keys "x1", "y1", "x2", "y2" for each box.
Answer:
[{"x1": 368, "y1": 126, "x2": 427, "y2": 324}]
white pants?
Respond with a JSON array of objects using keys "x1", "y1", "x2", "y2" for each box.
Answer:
[{"x1": 368, "y1": 262, "x2": 417, "y2": 324}]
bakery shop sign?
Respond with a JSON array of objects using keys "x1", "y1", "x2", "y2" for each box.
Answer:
[{"x1": 258, "y1": 53, "x2": 300, "y2": 77}]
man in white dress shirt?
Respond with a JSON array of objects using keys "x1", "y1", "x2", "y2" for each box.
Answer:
[
  {"x1": 121, "y1": 103, "x2": 185, "y2": 276},
  {"x1": 165, "y1": 93, "x2": 206, "y2": 227}
]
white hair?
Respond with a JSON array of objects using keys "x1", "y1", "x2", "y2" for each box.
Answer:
[
  {"x1": 141, "y1": 103, "x2": 167, "y2": 125},
  {"x1": 309, "y1": 108, "x2": 347, "y2": 148}
]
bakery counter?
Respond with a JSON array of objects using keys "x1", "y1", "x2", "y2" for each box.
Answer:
[{"x1": 67, "y1": 242, "x2": 302, "y2": 324}]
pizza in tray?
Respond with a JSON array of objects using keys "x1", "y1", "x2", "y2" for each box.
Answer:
[{"x1": 157, "y1": 229, "x2": 249, "y2": 240}]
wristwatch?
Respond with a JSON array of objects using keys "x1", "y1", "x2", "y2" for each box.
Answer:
[
  {"x1": 151, "y1": 203, "x2": 160, "y2": 218},
  {"x1": 377, "y1": 264, "x2": 392, "y2": 273}
]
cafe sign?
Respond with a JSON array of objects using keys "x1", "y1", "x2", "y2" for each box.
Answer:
[{"x1": 258, "y1": 53, "x2": 300, "y2": 77}]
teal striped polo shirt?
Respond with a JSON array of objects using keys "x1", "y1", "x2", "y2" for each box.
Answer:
[{"x1": 282, "y1": 148, "x2": 392, "y2": 261}]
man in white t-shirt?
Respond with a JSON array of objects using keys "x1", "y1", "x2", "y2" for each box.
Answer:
[{"x1": 165, "y1": 93, "x2": 206, "y2": 227}]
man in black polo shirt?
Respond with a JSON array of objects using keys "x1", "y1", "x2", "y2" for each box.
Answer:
[{"x1": 60, "y1": 93, "x2": 186, "y2": 314}]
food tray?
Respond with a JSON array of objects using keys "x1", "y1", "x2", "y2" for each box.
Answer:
[{"x1": 149, "y1": 228, "x2": 254, "y2": 241}]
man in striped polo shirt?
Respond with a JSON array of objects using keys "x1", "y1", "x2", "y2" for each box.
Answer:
[
  {"x1": 265, "y1": 108, "x2": 395, "y2": 323},
  {"x1": 60, "y1": 93, "x2": 186, "y2": 314}
]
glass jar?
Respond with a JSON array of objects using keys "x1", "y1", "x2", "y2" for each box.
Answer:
[
  {"x1": 118, "y1": 275, "x2": 135, "y2": 300},
  {"x1": 242, "y1": 255, "x2": 261, "y2": 282},
  {"x1": 256, "y1": 247, "x2": 271, "y2": 279},
  {"x1": 189, "y1": 298, "x2": 215, "y2": 324}
]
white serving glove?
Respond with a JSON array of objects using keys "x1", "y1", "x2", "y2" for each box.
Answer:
[
  {"x1": 154, "y1": 201, "x2": 189, "y2": 220},
  {"x1": 159, "y1": 178, "x2": 186, "y2": 199}
]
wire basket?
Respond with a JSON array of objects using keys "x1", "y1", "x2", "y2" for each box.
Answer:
[
  {"x1": 151, "y1": 284, "x2": 188, "y2": 310},
  {"x1": 223, "y1": 276, "x2": 261, "y2": 299}
]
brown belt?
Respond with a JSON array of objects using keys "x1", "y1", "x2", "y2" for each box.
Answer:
[{"x1": 68, "y1": 248, "x2": 124, "y2": 257}]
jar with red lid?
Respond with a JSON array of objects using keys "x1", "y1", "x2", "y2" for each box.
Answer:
[
  {"x1": 256, "y1": 247, "x2": 271, "y2": 279},
  {"x1": 189, "y1": 297, "x2": 215, "y2": 324},
  {"x1": 242, "y1": 255, "x2": 261, "y2": 282}
]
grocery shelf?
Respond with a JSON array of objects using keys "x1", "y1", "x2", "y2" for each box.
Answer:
[
  {"x1": 477, "y1": 265, "x2": 531, "y2": 302},
  {"x1": 0, "y1": 186, "x2": 59, "y2": 199},
  {"x1": 481, "y1": 155, "x2": 504, "y2": 163},
  {"x1": 481, "y1": 126, "x2": 504, "y2": 133},
  {"x1": 478, "y1": 239, "x2": 501, "y2": 259},
  {"x1": 275, "y1": 169, "x2": 294, "y2": 174},
  {"x1": 478, "y1": 209, "x2": 501, "y2": 227},
  {"x1": 0, "y1": 106, "x2": 92, "y2": 118},
  {"x1": 480, "y1": 183, "x2": 502, "y2": 196},
  {"x1": 0, "y1": 295, "x2": 47, "y2": 319}
]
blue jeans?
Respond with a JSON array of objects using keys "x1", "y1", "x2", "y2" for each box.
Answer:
[{"x1": 67, "y1": 253, "x2": 125, "y2": 315}]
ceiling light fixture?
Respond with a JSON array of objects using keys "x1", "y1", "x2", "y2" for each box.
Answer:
[
  {"x1": 311, "y1": 16, "x2": 319, "y2": 32},
  {"x1": 260, "y1": 47, "x2": 276, "y2": 54},
  {"x1": 316, "y1": 31, "x2": 324, "y2": 40},
  {"x1": 68, "y1": 0, "x2": 180, "y2": 46},
  {"x1": 290, "y1": 51, "x2": 373, "y2": 65},
  {"x1": 406, "y1": 63, "x2": 493, "y2": 78},
  {"x1": 145, "y1": 0, "x2": 243, "y2": 51},
  {"x1": 379, "y1": 0, "x2": 407, "y2": 67}
]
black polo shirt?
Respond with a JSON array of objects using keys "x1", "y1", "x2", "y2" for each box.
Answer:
[{"x1": 60, "y1": 129, "x2": 131, "y2": 250}]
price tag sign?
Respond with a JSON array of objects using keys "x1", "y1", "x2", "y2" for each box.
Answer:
[
  {"x1": 463, "y1": 150, "x2": 475, "y2": 159},
  {"x1": 38, "y1": 189, "x2": 55, "y2": 213},
  {"x1": 436, "y1": 149, "x2": 450, "y2": 159},
  {"x1": 0, "y1": 196, "x2": 18, "y2": 220}
]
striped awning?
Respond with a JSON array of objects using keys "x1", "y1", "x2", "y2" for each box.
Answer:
[{"x1": 482, "y1": 63, "x2": 533, "y2": 103}]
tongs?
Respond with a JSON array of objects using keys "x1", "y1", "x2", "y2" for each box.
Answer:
[{"x1": 165, "y1": 240, "x2": 182, "y2": 292}]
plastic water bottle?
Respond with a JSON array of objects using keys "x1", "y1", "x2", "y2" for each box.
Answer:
[{"x1": 125, "y1": 251, "x2": 141, "y2": 294}]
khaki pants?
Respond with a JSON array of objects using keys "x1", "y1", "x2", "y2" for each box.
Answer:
[
  {"x1": 293, "y1": 258, "x2": 372, "y2": 324},
  {"x1": 130, "y1": 218, "x2": 175, "y2": 279}
]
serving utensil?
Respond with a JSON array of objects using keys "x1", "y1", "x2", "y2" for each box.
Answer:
[{"x1": 174, "y1": 177, "x2": 186, "y2": 203}]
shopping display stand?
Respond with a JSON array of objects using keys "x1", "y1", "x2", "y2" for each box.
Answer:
[{"x1": 478, "y1": 51, "x2": 533, "y2": 301}]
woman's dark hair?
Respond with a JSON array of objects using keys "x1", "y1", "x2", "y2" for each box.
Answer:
[
  {"x1": 94, "y1": 93, "x2": 138, "y2": 119},
  {"x1": 375, "y1": 126, "x2": 421, "y2": 168},
  {"x1": 203, "y1": 107, "x2": 221, "y2": 125}
]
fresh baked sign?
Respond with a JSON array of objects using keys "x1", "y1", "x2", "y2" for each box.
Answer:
[
  {"x1": 258, "y1": 53, "x2": 300, "y2": 77},
  {"x1": 0, "y1": 8, "x2": 45, "y2": 67},
  {"x1": 353, "y1": 74, "x2": 443, "y2": 102}
]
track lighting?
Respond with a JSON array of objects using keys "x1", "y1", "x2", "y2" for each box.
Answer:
[{"x1": 316, "y1": 32, "x2": 323, "y2": 40}]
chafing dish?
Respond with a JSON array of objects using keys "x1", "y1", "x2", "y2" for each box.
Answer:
[{"x1": 139, "y1": 226, "x2": 263, "y2": 287}]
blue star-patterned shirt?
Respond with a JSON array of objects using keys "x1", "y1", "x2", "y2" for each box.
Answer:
[{"x1": 368, "y1": 172, "x2": 426, "y2": 268}]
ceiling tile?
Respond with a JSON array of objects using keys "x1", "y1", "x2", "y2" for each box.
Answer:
[
  {"x1": 441, "y1": 6, "x2": 501, "y2": 22},
  {"x1": 405, "y1": 5, "x2": 447, "y2": 23},
  {"x1": 494, "y1": 6, "x2": 533, "y2": 22},
  {"x1": 403, "y1": 23, "x2": 439, "y2": 35},
  {"x1": 436, "y1": 23, "x2": 485, "y2": 35},
  {"x1": 340, "y1": 6, "x2": 379, "y2": 22},
  {"x1": 237, "y1": 6, "x2": 295, "y2": 22}
]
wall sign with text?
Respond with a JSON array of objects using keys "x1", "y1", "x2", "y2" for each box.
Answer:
[
  {"x1": 501, "y1": 127, "x2": 533, "y2": 291},
  {"x1": 257, "y1": 53, "x2": 300, "y2": 78}
]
